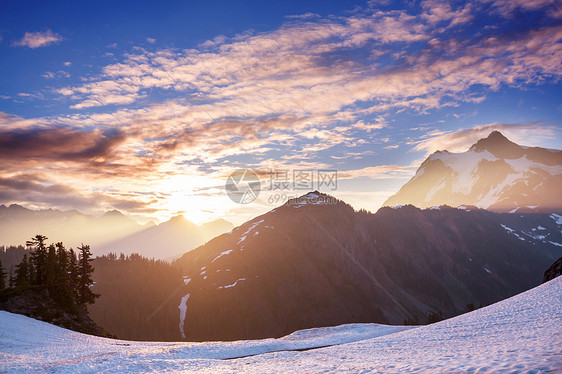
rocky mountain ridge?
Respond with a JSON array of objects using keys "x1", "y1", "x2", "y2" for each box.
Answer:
[{"x1": 383, "y1": 131, "x2": 562, "y2": 212}]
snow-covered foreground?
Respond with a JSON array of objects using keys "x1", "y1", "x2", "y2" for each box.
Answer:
[
  {"x1": 0, "y1": 315, "x2": 409, "y2": 372},
  {"x1": 1, "y1": 278, "x2": 561, "y2": 373}
]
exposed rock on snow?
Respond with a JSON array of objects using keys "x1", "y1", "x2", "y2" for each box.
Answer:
[{"x1": 543, "y1": 257, "x2": 562, "y2": 283}]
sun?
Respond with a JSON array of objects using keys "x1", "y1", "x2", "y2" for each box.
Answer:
[{"x1": 154, "y1": 173, "x2": 228, "y2": 225}]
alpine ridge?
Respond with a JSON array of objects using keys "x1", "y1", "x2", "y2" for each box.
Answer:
[
  {"x1": 383, "y1": 131, "x2": 562, "y2": 212},
  {"x1": 174, "y1": 191, "x2": 562, "y2": 341}
]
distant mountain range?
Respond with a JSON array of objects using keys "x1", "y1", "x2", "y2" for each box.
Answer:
[
  {"x1": 384, "y1": 131, "x2": 562, "y2": 212},
  {"x1": 175, "y1": 191, "x2": 562, "y2": 341},
  {"x1": 0, "y1": 204, "x2": 232, "y2": 259},
  {"x1": 97, "y1": 215, "x2": 233, "y2": 260}
]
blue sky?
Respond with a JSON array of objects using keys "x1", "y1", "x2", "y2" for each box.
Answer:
[{"x1": 1, "y1": 0, "x2": 561, "y2": 225}]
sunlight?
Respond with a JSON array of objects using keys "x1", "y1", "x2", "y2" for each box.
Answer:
[{"x1": 156, "y1": 173, "x2": 227, "y2": 225}]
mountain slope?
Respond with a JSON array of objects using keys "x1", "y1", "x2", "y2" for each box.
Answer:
[
  {"x1": 383, "y1": 131, "x2": 562, "y2": 212},
  {"x1": 96, "y1": 216, "x2": 233, "y2": 259},
  {"x1": 174, "y1": 192, "x2": 561, "y2": 341},
  {"x1": 1, "y1": 276, "x2": 560, "y2": 372}
]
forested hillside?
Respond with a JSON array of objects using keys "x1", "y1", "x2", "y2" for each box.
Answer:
[{"x1": 89, "y1": 254, "x2": 187, "y2": 341}]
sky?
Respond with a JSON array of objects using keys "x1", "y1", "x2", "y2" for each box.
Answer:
[{"x1": 1, "y1": 0, "x2": 561, "y2": 225}]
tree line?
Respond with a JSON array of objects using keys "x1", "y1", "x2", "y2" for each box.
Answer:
[
  {"x1": 88, "y1": 252, "x2": 185, "y2": 341},
  {"x1": 0, "y1": 234, "x2": 99, "y2": 311}
]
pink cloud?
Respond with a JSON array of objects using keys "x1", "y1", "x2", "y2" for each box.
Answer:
[{"x1": 13, "y1": 30, "x2": 62, "y2": 48}]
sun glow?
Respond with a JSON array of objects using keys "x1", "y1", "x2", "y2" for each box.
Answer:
[{"x1": 154, "y1": 174, "x2": 228, "y2": 225}]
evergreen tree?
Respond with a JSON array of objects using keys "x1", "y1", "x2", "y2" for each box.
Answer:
[
  {"x1": 14, "y1": 254, "x2": 30, "y2": 288},
  {"x1": 68, "y1": 248, "x2": 79, "y2": 301},
  {"x1": 46, "y1": 244, "x2": 58, "y2": 293},
  {"x1": 8, "y1": 266, "x2": 15, "y2": 289},
  {"x1": 54, "y1": 242, "x2": 73, "y2": 306},
  {"x1": 26, "y1": 234, "x2": 48, "y2": 286},
  {"x1": 77, "y1": 244, "x2": 99, "y2": 305},
  {"x1": 0, "y1": 259, "x2": 6, "y2": 291}
]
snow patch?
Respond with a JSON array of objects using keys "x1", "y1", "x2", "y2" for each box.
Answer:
[
  {"x1": 500, "y1": 224, "x2": 525, "y2": 241},
  {"x1": 466, "y1": 155, "x2": 562, "y2": 209},
  {"x1": 212, "y1": 249, "x2": 233, "y2": 263},
  {"x1": 178, "y1": 293, "x2": 190, "y2": 339},
  {"x1": 500, "y1": 224, "x2": 514, "y2": 233},
  {"x1": 425, "y1": 177, "x2": 446, "y2": 202},
  {"x1": 182, "y1": 277, "x2": 191, "y2": 286},
  {"x1": 237, "y1": 219, "x2": 265, "y2": 244},
  {"x1": 218, "y1": 278, "x2": 246, "y2": 290},
  {"x1": 550, "y1": 213, "x2": 562, "y2": 225}
]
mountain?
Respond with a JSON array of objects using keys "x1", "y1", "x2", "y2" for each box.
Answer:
[
  {"x1": 97, "y1": 216, "x2": 234, "y2": 260},
  {"x1": 0, "y1": 205, "x2": 233, "y2": 259},
  {"x1": 174, "y1": 191, "x2": 562, "y2": 341},
  {"x1": 383, "y1": 131, "x2": 562, "y2": 212},
  {"x1": 1, "y1": 276, "x2": 560, "y2": 372},
  {"x1": 0, "y1": 204, "x2": 144, "y2": 250},
  {"x1": 543, "y1": 257, "x2": 562, "y2": 283},
  {"x1": 200, "y1": 219, "x2": 235, "y2": 238}
]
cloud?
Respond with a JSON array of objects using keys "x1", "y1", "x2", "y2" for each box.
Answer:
[
  {"x1": 146, "y1": 37, "x2": 156, "y2": 44},
  {"x1": 0, "y1": 173, "x2": 157, "y2": 214},
  {"x1": 285, "y1": 13, "x2": 321, "y2": 20},
  {"x1": 42, "y1": 70, "x2": 70, "y2": 79},
  {"x1": 23, "y1": 11, "x2": 558, "y2": 189},
  {"x1": 0, "y1": 125, "x2": 126, "y2": 165},
  {"x1": 13, "y1": 30, "x2": 63, "y2": 48},
  {"x1": 412, "y1": 122, "x2": 561, "y2": 155},
  {"x1": 54, "y1": 12, "x2": 562, "y2": 143},
  {"x1": 338, "y1": 164, "x2": 418, "y2": 180},
  {"x1": 421, "y1": 0, "x2": 473, "y2": 27},
  {"x1": 481, "y1": 0, "x2": 557, "y2": 17}
]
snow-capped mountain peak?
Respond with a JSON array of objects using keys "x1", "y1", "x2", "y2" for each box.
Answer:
[
  {"x1": 384, "y1": 131, "x2": 562, "y2": 212},
  {"x1": 469, "y1": 130, "x2": 522, "y2": 158}
]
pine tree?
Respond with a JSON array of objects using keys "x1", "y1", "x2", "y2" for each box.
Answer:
[
  {"x1": 54, "y1": 242, "x2": 73, "y2": 306},
  {"x1": 14, "y1": 254, "x2": 30, "y2": 289},
  {"x1": 8, "y1": 266, "x2": 15, "y2": 289},
  {"x1": 68, "y1": 248, "x2": 79, "y2": 301},
  {"x1": 26, "y1": 234, "x2": 48, "y2": 286},
  {"x1": 77, "y1": 244, "x2": 99, "y2": 305},
  {"x1": 46, "y1": 244, "x2": 58, "y2": 293},
  {"x1": 0, "y1": 260, "x2": 6, "y2": 291}
]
